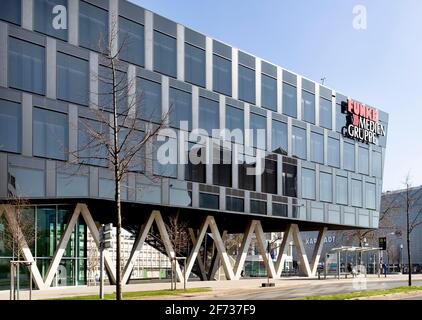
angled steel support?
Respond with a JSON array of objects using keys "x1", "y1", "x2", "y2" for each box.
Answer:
[
  {"x1": 188, "y1": 228, "x2": 207, "y2": 280},
  {"x1": 233, "y1": 220, "x2": 256, "y2": 279},
  {"x1": 208, "y1": 230, "x2": 227, "y2": 280},
  {"x1": 309, "y1": 227, "x2": 328, "y2": 276},
  {"x1": 275, "y1": 224, "x2": 294, "y2": 276},
  {"x1": 254, "y1": 221, "x2": 277, "y2": 279}
]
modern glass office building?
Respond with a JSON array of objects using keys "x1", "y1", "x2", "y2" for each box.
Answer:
[{"x1": 0, "y1": 0, "x2": 388, "y2": 289}]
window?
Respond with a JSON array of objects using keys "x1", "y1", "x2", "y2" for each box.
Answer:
[
  {"x1": 98, "y1": 66, "x2": 127, "y2": 112},
  {"x1": 310, "y1": 132, "x2": 323, "y2": 164},
  {"x1": 327, "y1": 137, "x2": 340, "y2": 167},
  {"x1": 351, "y1": 179, "x2": 362, "y2": 207},
  {"x1": 320, "y1": 172, "x2": 332, "y2": 202},
  {"x1": 119, "y1": 127, "x2": 144, "y2": 172},
  {"x1": 136, "y1": 177, "x2": 161, "y2": 204},
  {"x1": 302, "y1": 168, "x2": 315, "y2": 200},
  {"x1": 169, "y1": 88, "x2": 192, "y2": 130},
  {"x1": 0, "y1": 0, "x2": 21, "y2": 25},
  {"x1": 238, "y1": 65, "x2": 255, "y2": 104},
  {"x1": 137, "y1": 78, "x2": 161, "y2": 123},
  {"x1": 283, "y1": 163, "x2": 297, "y2": 197},
  {"x1": 213, "y1": 148, "x2": 232, "y2": 187},
  {"x1": 185, "y1": 143, "x2": 206, "y2": 183},
  {"x1": 185, "y1": 43, "x2": 205, "y2": 87},
  {"x1": 199, "y1": 193, "x2": 219, "y2": 210},
  {"x1": 343, "y1": 142, "x2": 355, "y2": 171},
  {"x1": 336, "y1": 175, "x2": 348, "y2": 205},
  {"x1": 250, "y1": 113, "x2": 266, "y2": 150},
  {"x1": 336, "y1": 102, "x2": 346, "y2": 133},
  {"x1": 34, "y1": 0, "x2": 68, "y2": 40},
  {"x1": 79, "y1": 1, "x2": 108, "y2": 52},
  {"x1": 170, "y1": 183, "x2": 192, "y2": 207},
  {"x1": 118, "y1": 16, "x2": 144, "y2": 66},
  {"x1": 292, "y1": 126, "x2": 306, "y2": 159},
  {"x1": 358, "y1": 147, "x2": 369, "y2": 174},
  {"x1": 366, "y1": 182, "x2": 376, "y2": 209},
  {"x1": 272, "y1": 120, "x2": 287, "y2": 155},
  {"x1": 251, "y1": 200, "x2": 266, "y2": 215},
  {"x1": 372, "y1": 151, "x2": 382, "y2": 178},
  {"x1": 213, "y1": 55, "x2": 231, "y2": 96},
  {"x1": 302, "y1": 90, "x2": 315, "y2": 124},
  {"x1": 0, "y1": 100, "x2": 21, "y2": 153},
  {"x1": 78, "y1": 118, "x2": 108, "y2": 167},
  {"x1": 282, "y1": 82, "x2": 297, "y2": 118},
  {"x1": 57, "y1": 173, "x2": 89, "y2": 197},
  {"x1": 33, "y1": 108, "x2": 68, "y2": 160},
  {"x1": 8, "y1": 37, "x2": 45, "y2": 95},
  {"x1": 199, "y1": 97, "x2": 219, "y2": 135},
  {"x1": 226, "y1": 196, "x2": 244, "y2": 212},
  {"x1": 319, "y1": 97, "x2": 332, "y2": 129},
  {"x1": 261, "y1": 74, "x2": 277, "y2": 111},
  {"x1": 272, "y1": 203, "x2": 288, "y2": 217},
  {"x1": 153, "y1": 136, "x2": 177, "y2": 178},
  {"x1": 57, "y1": 52, "x2": 89, "y2": 106},
  {"x1": 99, "y1": 178, "x2": 128, "y2": 200},
  {"x1": 226, "y1": 105, "x2": 244, "y2": 143},
  {"x1": 262, "y1": 158, "x2": 277, "y2": 194},
  {"x1": 154, "y1": 31, "x2": 176, "y2": 78},
  {"x1": 8, "y1": 167, "x2": 45, "y2": 197},
  {"x1": 238, "y1": 154, "x2": 256, "y2": 191}
]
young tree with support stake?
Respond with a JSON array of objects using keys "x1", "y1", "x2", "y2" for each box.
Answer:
[{"x1": 74, "y1": 20, "x2": 168, "y2": 300}]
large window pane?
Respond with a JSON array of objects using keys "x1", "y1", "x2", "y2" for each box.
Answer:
[
  {"x1": 98, "y1": 65, "x2": 127, "y2": 112},
  {"x1": 185, "y1": 143, "x2": 206, "y2": 183},
  {"x1": 185, "y1": 43, "x2": 205, "y2": 87},
  {"x1": 226, "y1": 197, "x2": 244, "y2": 212},
  {"x1": 154, "y1": 31, "x2": 176, "y2": 78},
  {"x1": 169, "y1": 87, "x2": 192, "y2": 130},
  {"x1": 0, "y1": 99, "x2": 21, "y2": 153},
  {"x1": 319, "y1": 97, "x2": 332, "y2": 129},
  {"x1": 8, "y1": 37, "x2": 45, "y2": 95},
  {"x1": 57, "y1": 52, "x2": 89, "y2": 106},
  {"x1": 366, "y1": 182, "x2": 376, "y2": 209},
  {"x1": 78, "y1": 118, "x2": 108, "y2": 167},
  {"x1": 34, "y1": 0, "x2": 68, "y2": 40},
  {"x1": 336, "y1": 175, "x2": 348, "y2": 205},
  {"x1": 283, "y1": 163, "x2": 297, "y2": 198},
  {"x1": 320, "y1": 172, "x2": 332, "y2": 202},
  {"x1": 8, "y1": 167, "x2": 45, "y2": 197},
  {"x1": 302, "y1": 168, "x2": 315, "y2": 200},
  {"x1": 302, "y1": 90, "x2": 315, "y2": 124},
  {"x1": 199, "y1": 97, "x2": 219, "y2": 135},
  {"x1": 310, "y1": 132, "x2": 323, "y2": 164},
  {"x1": 226, "y1": 105, "x2": 244, "y2": 143},
  {"x1": 57, "y1": 173, "x2": 89, "y2": 197},
  {"x1": 272, "y1": 202, "x2": 288, "y2": 217},
  {"x1": 251, "y1": 200, "x2": 267, "y2": 215},
  {"x1": 119, "y1": 16, "x2": 144, "y2": 66},
  {"x1": 238, "y1": 65, "x2": 255, "y2": 104},
  {"x1": 358, "y1": 147, "x2": 369, "y2": 174},
  {"x1": 372, "y1": 151, "x2": 382, "y2": 178},
  {"x1": 153, "y1": 136, "x2": 177, "y2": 178},
  {"x1": 36, "y1": 207, "x2": 56, "y2": 257},
  {"x1": 0, "y1": 0, "x2": 21, "y2": 25},
  {"x1": 79, "y1": 1, "x2": 108, "y2": 52},
  {"x1": 238, "y1": 154, "x2": 256, "y2": 191},
  {"x1": 336, "y1": 103, "x2": 346, "y2": 133},
  {"x1": 272, "y1": 120, "x2": 287, "y2": 155},
  {"x1": 250, "y1": 113, "x2": 266, "y2": 150},
  {"x1": 292, "y1": 126, "x2": 306, "y2": 159},
  {"x1": 261, "y1": 74, "x2": 277, "y2": 111},
  {"x1": 137, "y1": 78, "x2": 161, "y2": 123},
  {"x1": 262, "y1": 158, "x2": 277, "y2": 194},
  {"x1": 213, "y1": 148, "x2": 232, "y2": 187},
  {"x1": 351, "y1": 179, "x2": 362, "y2": 207},
  {"x1": 282, "y1": 82, "x2": 297, "y2": 118},
  {"x1": 327, "y1": 137, "x2": 340, "y2": 167},
  {"x1": 343, "y1": 142, "x2": 355, "y2": 171},
  {"x1": 33, "y1": 108, "x2": 68, "y2": 160},
  {"x1": 213, "y1": 55, "x2": 231, "y2": 96},
  {"x1": 199, "y1": 193, "x2": 219, "y2": 210}
]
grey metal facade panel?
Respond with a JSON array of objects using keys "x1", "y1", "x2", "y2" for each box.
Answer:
[
  {"x1": 319, "y1": 86, "x2": 332, "y2": 99},
  {"x1": 119, "y1": 0, "x2": 145, "y2": 24},
  {"x1": 272, "y1": 112, "x2": 288, "y2": 123},
  {"x1": 238, "y1": 51, "x2": 255, "y2": 69},
  {"x1": 137, "y1": 67, "x2": 162, "y2": 82},
  {"x1": 169, "y1": 77, "x2": 192, "y2": 92},
  {"x1": 0, "y1": 87, "x2": 21, "y2": 102},
  {"x1": 283, "y1": 70, "x2": 297, "y2": 85},
  {"x1": 302, "y1": 78, "x2": 315, "y2": 93},
  {"x1": 32, "y1": 95, "x2": 69, "y2": 113},
  {"x1": 261, "y1": 60, "x2": 277, "y2": 78},
  {"x1": 184, "y1": 27, "x2": 205, "y2": 48},
  {"x1": 153, "y1": 13, "x2": 177, "y2": 37},
  {"x1": 198, "y1": 87, "x2": 219, "y2": 101},
  {"x1": 249, "y1": 105, "x2": 267, "y2": 117},
  {"x1": 8, "y1": 25, "x2": 46, "y2": 46},
  {"x1": 57, "y1": 41, "x2": 90, "y2": 60},
  {"x1": 225, "y1": 97, "x2": 243, "y2": 108},
  {"x1": 213, "y1": 40, "x2": 231, "y2": 59}
]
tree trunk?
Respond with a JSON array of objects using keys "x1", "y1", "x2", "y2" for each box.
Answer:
[{"x1": 406, "y1": 186, "x2": 412, "y2": 286}]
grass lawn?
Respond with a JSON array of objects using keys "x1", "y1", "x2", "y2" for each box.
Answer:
[
  {"x1": 50, "y1": 287, "x2": 211, "y2": 300},
  {"x1": 293, "y1": 286, "x2": 422, "y2": 300}
]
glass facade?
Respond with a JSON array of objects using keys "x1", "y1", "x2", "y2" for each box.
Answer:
[
  {"x1": 282, "y1": 82, "x2": 297, "y2": 118},
  {"x1": 0, "y1": 99, "x2": 21, "y2": 153},
  {"x1": 57, "y1": 52, "x2": 89, "y2": 106},
  {"x1": 359, "y1": 147, "x2": 369, "y2": 175},
  {"x1": 261, "y1": 74, "x2": 277, "y2": 111},
  {"x1": 33, "y1": 108, "x2": 68, "y2": 160},
  {"x1": 292, "y1": 126, "x2": 306, "y2": 159},
  {"x1": 238, "y1": 65, "x2": 255, "y2": 104},
  {"x1": 79, "y1": 1, "x2": 108, "y2": 52},
  {"x1": 213, "y1": 55, "x2": 231, "y2": 96},
  {"x1": 137, "y1": 78, "x2": 161, "y2": 123},
  {"x1": 320, "y1": 172, "x2": 332, "y2": 202},
  {"x1": 327, "y1": 137, "x2": 340, "y2": 168},
  {"x1": 226, "y1": 105, "x2": 244, "y2": 142},
  {"x1": 310, "y1": 132, "x2": 324, "y2": 164},
  {"x1": 169, "y1": 87, "x2": 192, "y2": 130},
  {"x1": 199, "y1": 97, "x2": 219, "y2": 134},
  {"x1": 154, "y1": 31, "x2": 177, "y2": 78},
  {"x1": 34, "y1": 0, "x2": 68, "y2": 41},
  {"x1": 336, "y1": 175, "x2": 348, "y2": 205},
  {"x1": 250, "y1": 113, "x2": 266, "y2": 150},
  {"x1": 119, "y1": 16, "x2": 144, "y2": 67},
  {"x1": 319, "y1": 97, "x2": 332, "y2": 129},
  {"x1": 271, "y1": 120, "x2": 287, "y2": 155},
  {"x1": 302, "y1": 168, "x2": 316, "y2": 200},
  {"x1": 8, "y1": 37, "x2": 45, "y2": 95},
  {"x1": 185, "y1": 43, "x2": 205, "y2": 87},
  {"x1": 0, "y1": 0, "x2": 21, "y2": 25},
  {"x1": 343, "y1": 141, "x2": 355, "y2": 171},
  {"x1": 302, "y1": 90, "x2": 315, "y2": 124}
]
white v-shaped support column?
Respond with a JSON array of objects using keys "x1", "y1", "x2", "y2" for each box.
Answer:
[
  {"x1": 275, "y1": 224, "x2": 293, "y2": 276},
  {"x1": 209, "y1": 230, "x2": 227, "y2": 280},
  {"x1": 188, "y1": 228, "x2": 207, "y2": 280},
  {"x1": 1, "y1": 204, "x2": 46, "y2": 290},
  {"x1": 254, "y1": 221, "x2": 277, "y2": 279},
  {"x1": 121, "y1": 210, "x2": 184, "y2": 284}
]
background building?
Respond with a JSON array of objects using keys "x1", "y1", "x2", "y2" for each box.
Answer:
[{"x1": 0, "y1": 0, "x2": 388, "y2": 289}]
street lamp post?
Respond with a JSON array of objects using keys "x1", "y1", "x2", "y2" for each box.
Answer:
[{"x1": 400, "y1": 244, "x2": 404, "y2": 273}]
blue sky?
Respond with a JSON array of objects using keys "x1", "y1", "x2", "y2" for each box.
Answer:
[{"x1": 131, "y1": 0, "x2": 422, "y2": 191}]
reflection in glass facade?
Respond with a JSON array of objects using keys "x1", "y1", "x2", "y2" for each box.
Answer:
[
  {"x1": 319, "y1": 97, "x2": 332, "y2": 129},
  {"x1": 311, "y1": 132, "x2": 324, "y2": 164},
  {"x1": 185, "y1": 43, "x2": 205, "y2": 87},
  {"x1": 282, "y1": 82, "x2": 297, "y2": 118},
  {"x1": 302, "y1": 168, "x2": 316, "y2": 200},
  {"x1": 137, "y1": 78, "x2": 161, "y2": 123},
  {"x1": 119, "y1": 16, "x2": 144, "y2": 67},
  {"x1": 238, "y1": 65, "x2": 255, "y2": 104},
  {"x1": 154, "y1": 31, "x2": 177, "y2": 78},
  {"x1": 213, "y1": 55, "x2": 231, "y2": 96},
  {"x1": 0, "y1": 100, "x2": 21, "y2": 153},
  {"x1": 170, "y1": 87, "x2": 192, "y2": 130},
  {"x1": 34, "y1": 0, "x2": 68, "y2": 41},
  {"x1": 272, "y1": 120, "x2": 287, "y2": 155},
  {"x1": 79, "y1": 1, "x2": 108, "y2": 52},
  {"x1": 261, "y1": 74, "x2": 277, "y2": 111},
  {"x1": 0, "y1": 205, "x2": 87, "y2": 290},
  {"x1": 0, "y1": 0, "x2": 21, "y2": 25},
  {"x1": 199, "y1": 97, "x2": 219, "y2": 134},
  {"x1": 292, "y1": 126, "x2": 306, "y2": 159}
]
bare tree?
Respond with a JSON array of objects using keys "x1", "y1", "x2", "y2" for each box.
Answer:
[
  {"x1": 165, "y1": 212, "x2": 189, "y2": 255},
  {"x1": 402, "y1": 175, "x2": 422, "y2": 286},
  {"x1": 73, "y1": 19, "x2": 168, "y2": 300},
  {"x1": 86, "y1": 233, "x2": 100, "y2": 286}
]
